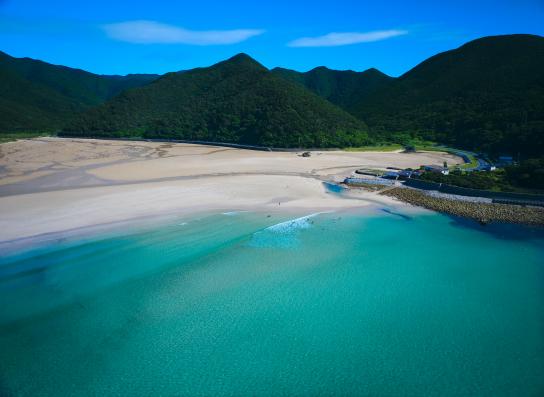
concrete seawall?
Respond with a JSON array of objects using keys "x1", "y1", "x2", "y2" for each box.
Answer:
[{"x1": 404, "y1": 178, "x2": 544, "y2": 206}]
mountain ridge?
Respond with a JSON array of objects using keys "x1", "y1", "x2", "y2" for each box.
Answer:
[
  {"x1": 0, "y1": 50, "x2": 159, "y2": 132},
  {"x1": 353, "y1": 33, "x2": 544, "y2": 156},
  {"x1": 271, "y1": 65, "x2": 393, "y2": 112},
  {"x1": 1, "y1": 34, "x2": 543, "y2": 154},
  {"x1": 63, "y1": 53, "x2": 371, "y2": 148}
]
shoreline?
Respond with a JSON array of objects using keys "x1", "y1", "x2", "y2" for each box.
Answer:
[
  {"x1": 380, "y1": 187, "x2": 544, "y2": 226},
  {"x1": 0, "y1": 175, "x2": 414, "y2": 244},
  {"x1": 1, "y1": 136, "x2": 540, "y2": 244},
  {"x1": 0, "y1": 203, "x2": 423, "y2": 255},
  {"x1": 1, "y1": 138, "x2": 460, "y2": 243}
]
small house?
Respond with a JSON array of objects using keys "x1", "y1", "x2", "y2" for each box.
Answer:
[
  {"x1": 422, "y1": 165, "x2": 449, "y2": 175},
  {"x1": 382, "y1": 171, "x2": 400, "y2": 180},
  {"x1": 398, "y1": 170, "x2": 413, "y2": 179}
]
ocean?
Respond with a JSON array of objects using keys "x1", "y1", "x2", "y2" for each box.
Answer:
[{"x1": 1, "y1": 210, "x2": 543, "y2": 396}]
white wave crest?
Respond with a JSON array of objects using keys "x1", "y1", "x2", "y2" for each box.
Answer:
[
  {"x1": 264, "y1": 213, "x2": 323, "y2": 233},
  {"x1": 249, "y1": 212, "x2": 332, "y2": 248},
  {"x1": 222, "y1": 211, "x2": 247, "y2": 216}
]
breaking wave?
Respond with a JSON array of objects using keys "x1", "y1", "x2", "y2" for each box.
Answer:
[
  {"x1": 264, "y1": 213, "x2": 322, "y2": 233},
  {"x1": 222, "y1": 211, "x2": 248, "y2": 216},
  {"x1": 249, "y1": 213, "x2": 328, "y2": 248}
]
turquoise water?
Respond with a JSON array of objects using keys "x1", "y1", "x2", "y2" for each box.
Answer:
[{"x1": 1, "y1": 210, "x2": 543, "y2": 396}]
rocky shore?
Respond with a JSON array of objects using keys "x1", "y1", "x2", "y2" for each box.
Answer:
[{"x1": 381, "y1": 187, "x2": 544, "y2": 226}]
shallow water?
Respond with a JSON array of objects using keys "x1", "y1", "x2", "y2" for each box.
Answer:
[{"x1": 1, "y1": 210, "x2": 543, "y2": 396}]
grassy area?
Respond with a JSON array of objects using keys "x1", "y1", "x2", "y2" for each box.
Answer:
[
  {"x1": 413, "y1": 145, "x2": 444, "y2": 152},
  {"x1": 0, "y1": 132, "x2": 53, "y2": 144},
  {"x1": 354, "y1": 168, "x2": 386, "y2": 176},
  {"x1": 345, "y1": 182, "x2": 389, "y2": 191},
  {"x1": 345, "y1": 140, "x2": 476, "y2": 171},
  {"x1": 344, "y1": 143, "x2": 403, "y2": 152}
]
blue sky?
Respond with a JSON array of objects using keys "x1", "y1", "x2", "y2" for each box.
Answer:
[{"x1": 1, "y1": 0, "x2": 543, "y2": 76}]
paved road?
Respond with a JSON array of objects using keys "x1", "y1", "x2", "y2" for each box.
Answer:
[{"x1": 436, "y1": 146, "x2": 491, "y2": 171}]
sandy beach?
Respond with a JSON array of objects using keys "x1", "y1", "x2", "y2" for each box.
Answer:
[{"x1": 0, "y1": 138, "x2": 460, "y2": 242}]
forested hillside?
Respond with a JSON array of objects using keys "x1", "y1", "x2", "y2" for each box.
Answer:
[
  {"x1": 63, "y1": 54, "x2": 371, "y2": 148},
  {"x1": 271, "y1": 66, "x2": 393, "y2": 112},
  {"x1": 0, "y1": 51, "x2": 158, "y2": 132},
  {"x1": 353, "y1": 34, "x2": 544, "y2": 157},
  {"x1": 1, "y1": 34, "x2": 543, "y2": 154}
]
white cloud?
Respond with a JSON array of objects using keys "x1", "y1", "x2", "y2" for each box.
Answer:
[
  {"x1": 102, "y1": 20, "x2": 264, "y2": 45},
  {"x1": 288, "y1": 29, "x2": 408, "y2": 47}
]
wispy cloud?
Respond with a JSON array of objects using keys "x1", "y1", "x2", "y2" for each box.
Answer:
[
  {"x1": 102, "y1": 20, "x2": 264, "y2": 45},
  {"x1": 288, "y1": 29, "x2": 408, "y2": 47}
]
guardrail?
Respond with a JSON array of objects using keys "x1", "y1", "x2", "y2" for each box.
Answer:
[
  {"x1": 404, "y1": 179, "x2": 544, "y2": 205},
  {"x1": 58, "y1": 134, "x2": 343, "y2": 152},
  {"x1": 403, "y1": 179, "x2": 442, "y2": 191}
]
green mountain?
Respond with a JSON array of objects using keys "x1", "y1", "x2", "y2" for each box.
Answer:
[
  {"x1": 2, "y1": 34, "x2": 543, "y2": 153},
  {"x1": 63, "y1": 54, "x2": 371, "y2": 148},
  {"x1": 272, "y1": 66, "x2": 393, "y2": 112},
  {"x1": 355, "y1": 34, "x2": 544, "y2": 157},
  {"x1": 0, "y1": 51, "x2": 158, "y2": 133}
]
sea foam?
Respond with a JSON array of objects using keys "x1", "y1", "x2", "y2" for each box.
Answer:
[
  {"x1": 264, "y1": 213, "x2": 322, "y2": 233},
  {"x1": 222, "y1": 211, "x2": 248, "y2": 216},
  {"x1": 249, "y1": 213, "x2": 328, "y2": 248}
]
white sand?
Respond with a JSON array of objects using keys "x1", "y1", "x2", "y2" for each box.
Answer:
[{"x1": 0, "y1": 138, "x2": 457, "y2": 242}]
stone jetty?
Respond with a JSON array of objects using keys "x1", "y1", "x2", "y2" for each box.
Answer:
[{"x1": 381, "y1": 187, "x2": 544, "y2": 226}]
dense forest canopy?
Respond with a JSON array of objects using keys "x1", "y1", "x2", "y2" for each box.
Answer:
[
  {"x1": 63, "y1": 54, "x2": 371, "y2": 148},
  {"x1": 352, "y1": 34, "x2": 544, "y2": 158},
  {"x1": 0, "y1": 34, "x2": 543, "y2": 156},
  {"x1": 0, "y1": 51, "x2": 158, "y2": 132},
  {"x1": 271, "y1": 66, "x2": 393, "y2": 112}
]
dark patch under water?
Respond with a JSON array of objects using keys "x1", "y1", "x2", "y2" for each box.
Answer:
[
  {"x1": 381, "y1": 207, "x2": 412, "y2": 220},
  {"x1": 447, "y1": 214, "x2": 544, "y2": 242}
]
